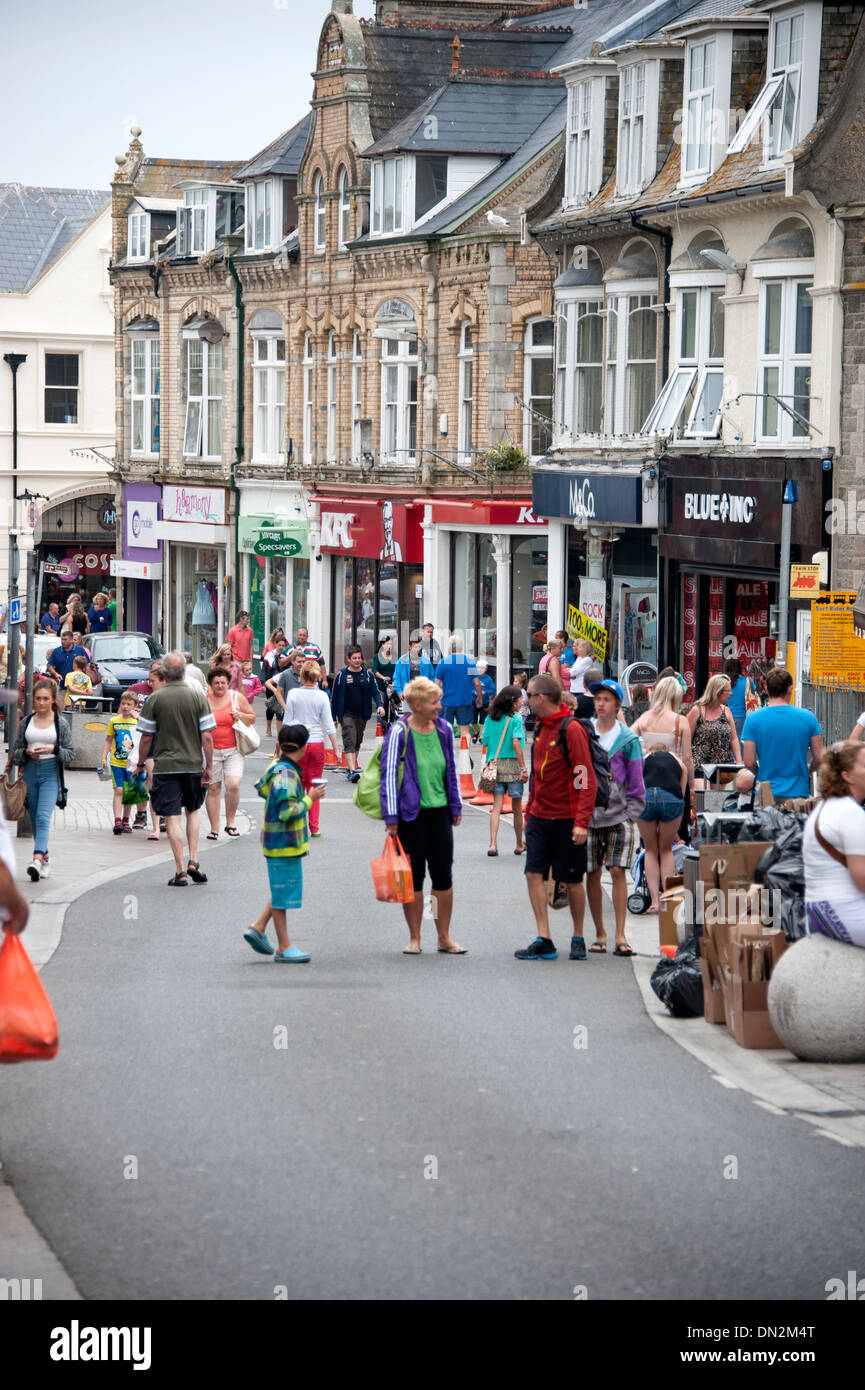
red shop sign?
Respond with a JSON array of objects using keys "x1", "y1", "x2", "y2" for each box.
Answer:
[
  {"x1": 63, "y1": 550, "x2": 115, "y2": 575},
  {"x1": 430, "y1": 501, "x2": 540, "y2": 526},
  {"x1": 318, "y1": 500, "x2": 423, "y2": 562}
]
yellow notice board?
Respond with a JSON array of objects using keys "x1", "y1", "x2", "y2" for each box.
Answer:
[
  {"x1": 810, "y1": 592, "x2": 865, "y2": 681},
  {"x1": 567, "y1": 603, "x2": 607, "y2": 661}
]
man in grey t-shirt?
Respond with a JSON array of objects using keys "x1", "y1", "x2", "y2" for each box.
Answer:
[{"x1": 137, "y1": 651, "x2": 216, "y2": 886}]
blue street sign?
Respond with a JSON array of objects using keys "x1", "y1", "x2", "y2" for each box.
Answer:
[{"x1": 9, "y1": 598, "x2": 21, "y2": 626}]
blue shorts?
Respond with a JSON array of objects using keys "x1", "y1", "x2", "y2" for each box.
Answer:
[
  {"x1": 494, "y1": 779, "x2": 524, "y2": 799},
  {"x1": 266, "y1": 855, "x2": 304, "y2": 910},
  {"x1": 443, "y1": 705, "x2": 474, "y2": 726},
  {"x1": 642, "y1": 787, "x2": 684, "y2": 823},
  {"x1": 111, "y1": 765, "x2": 132, "y2": 788}
]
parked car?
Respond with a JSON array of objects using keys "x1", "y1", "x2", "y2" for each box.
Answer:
[{"x1": 85, "y1": 633, "x2": 164, "y2": 710}]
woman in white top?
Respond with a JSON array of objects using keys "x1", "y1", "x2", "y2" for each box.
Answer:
[
  {"x1": 283, "y1": 660, "x2": 339, "y2": 837},
  {"x1": 803, "y1": 742, "x2": 865, "y2": 947},
  {"x1": 568, "y1": 639, "x2": 595, "y2": 695},
  {"x1": 631, "y1": 676, "x2": 695, "y2": 795}
]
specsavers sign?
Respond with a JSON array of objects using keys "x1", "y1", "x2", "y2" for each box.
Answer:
[{"x1": 238, "y1": 516, "x2": 309, "y2": 558}]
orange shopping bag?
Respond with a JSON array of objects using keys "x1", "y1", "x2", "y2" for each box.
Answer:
[
  {"x1": 0, "y1": 930, "x2": 59, "y2": 1063},
  {"x1": 370, "y1": 834, "x2": 415, "y2": 904}
]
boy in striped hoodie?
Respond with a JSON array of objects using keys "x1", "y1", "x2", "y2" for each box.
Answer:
[
  {"x1": 583, "y1": 679, "x2": 645, "y2": 956},
  {"x1": 244, "y1": 723, "x2": 326, "y2": 963}
]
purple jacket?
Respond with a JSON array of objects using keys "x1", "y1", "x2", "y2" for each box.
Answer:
[{"x1": 380, "y1": 717, "x2": 462, "y2": 825}]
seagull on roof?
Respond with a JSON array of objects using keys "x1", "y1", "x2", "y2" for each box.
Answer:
[{"x1": 486, "y1": 211, "x2": 510, "y2": 227}]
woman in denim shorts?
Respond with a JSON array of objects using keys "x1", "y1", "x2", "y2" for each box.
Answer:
[
  {"x1": 481, "y1": 685, "x2": 529, "y2": 856},
  {"x1": 636, "y1": 742, "x2": 687, "y2": 913}
]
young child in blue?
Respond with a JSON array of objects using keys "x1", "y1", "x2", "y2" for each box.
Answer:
[
  {"x1": 472, "y1": 660, "x2": 497, "y2": 742},
  {"x1": 244, "y1": 723, "x2": 327, "y2": 963}
]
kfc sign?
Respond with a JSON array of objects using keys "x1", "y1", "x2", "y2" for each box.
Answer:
[{"x1": 320, "y1": 513, "x2": 356, "y2": 550}]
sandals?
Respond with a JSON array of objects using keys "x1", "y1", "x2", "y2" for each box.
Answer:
[
  {"x1": 187, "y1": 861, "x2": 208, "y2": 884},
  {"x1": 589, "y1": 942, "x2": 607, "y2": 953},
  {"x1": 613, "y1": 943, "x2": 635, "y2": 957},
  {"x1": 206, "y1": 832, "x2": 219, "y2": 841},
  {"x1": 225, "y1": 826, "x2": 240, "y2": 837},
  {"x1": 167, "y1": 873, "x2": 188, "y2": 887},
  {"x1": 487, "y1": 848, "x2": 498, "y2": 857}
]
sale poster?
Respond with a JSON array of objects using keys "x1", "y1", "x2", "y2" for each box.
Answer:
[{"x1": 734, "y1": 581, "x2": 769, "y2": 663}]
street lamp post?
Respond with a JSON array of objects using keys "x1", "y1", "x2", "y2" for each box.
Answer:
[
  {"x1": 3, "y1": 353, "x2": 27, "y2": 750},
  {"x1": 777, "y1": 478, "x2": 798, "y2": 671}
]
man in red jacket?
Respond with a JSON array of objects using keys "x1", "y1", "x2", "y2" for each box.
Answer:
[{"x1": 516, "y1": 672, "x2": 597, "y2": 961}]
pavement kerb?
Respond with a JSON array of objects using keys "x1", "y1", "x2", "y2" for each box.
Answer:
[
  {"x1": 1, "y1": 803, "x2": 253, "y2": 1300},
  {"x1": 631, "y1": 956, "x2": 865, "y2": 1150}
]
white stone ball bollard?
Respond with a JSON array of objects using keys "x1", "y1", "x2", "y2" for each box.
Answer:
[{"x1": 768, "y1": 934, "x2": 865, "y2": 1062}]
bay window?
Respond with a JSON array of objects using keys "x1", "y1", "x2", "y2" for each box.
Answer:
[
  {"x1": 606, "y1": 294, "x2": 657, "y2": 435},
  {"x1": 642, "y1": 283, "x2": 724, "y2": 437},
  {"x1": 755, "y1": 277, "x2": 812, "y2": 442},
  {"x1": 380, "y1": 337, "x2": 418, "y2": 464},
  {"x1": 252, "y1": 334, "x2": 286, "y2": 462}
]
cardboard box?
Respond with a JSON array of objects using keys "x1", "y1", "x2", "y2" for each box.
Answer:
[
  {"x1": 659, "y1": 888, "x2": 685, "y2": 948},
  {"x1": 725, "y1": 974, "x2": 784, "y2": 1048},
  {"x1": 698, "y1": 841, "x2": 771, "y2": 887},
  {"x1": 699, "y1": 938, "x2": 726, "y2": 1024},
  {"x1": 758, "y1": 780, "x2": 775, "y2": 807}
]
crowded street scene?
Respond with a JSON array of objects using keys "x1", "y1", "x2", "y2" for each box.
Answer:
[{"x1": 2, "y1": 0, "x2": 865, "y2": 1358}]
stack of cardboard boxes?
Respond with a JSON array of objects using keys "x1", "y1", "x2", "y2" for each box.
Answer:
[{"x1": 695, "y1": 841, "x2": 788, "y2": 1048}]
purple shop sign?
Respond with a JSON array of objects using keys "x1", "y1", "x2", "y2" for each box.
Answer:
[{"x1": 123, "y1": 483, "x2": 163, "y2": 563}]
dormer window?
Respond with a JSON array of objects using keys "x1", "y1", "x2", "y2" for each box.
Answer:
[
  {"x1": 727, "y1": 4, "x2": 821, "y2": 164},
  {"x1": 246, "y1": 180, "x2": 274, "y2": 252},
  {"x1": 371, "y1": 158, "x2": 405, "y2": 236},
  {"x1": 683, "y1": 41, "x2": 715, "y2": 178},
  {"x1": 618, "y1": 64, "x2": 646, "y2": 195},
  {"x1": 187, "y1": 189, "x2": 207, "y2": 255},
  {"x1": 127, "y1": 211, "x2": 149, "y2": 261},
  {"x1": 415, "y1": 155, "x2": 448, "y2": 222},
  {"x1": 565, "y1": 77, "x2": 606, "y2": 205},
  {"x1": 176, "y1": 185, "x2": 243, "y2": 257}
]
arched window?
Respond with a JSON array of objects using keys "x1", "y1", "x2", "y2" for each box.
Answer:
[
  {"x1": 380, "y1": 335, "x2": 418, "y2": 464},
  {"x1": 313, "y1": 174, "x2": 326, "y2": 253},
  {"x1": 458, "y1": 323, "x2": 474, "y2": 463},
  {"x1": 302, "y1": 334, "x2": 314, "y2": 465},
  {"x1": 642, "y1": 232, "x2": 725, "y2": 439},
  {"x1": 338, "y1": 169, "x2": 351, "y2": 250},
  {"x1": 553, "y1": 250, "x2": 603, "y2": 442}
]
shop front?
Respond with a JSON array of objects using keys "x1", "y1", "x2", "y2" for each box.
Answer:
[
  {"x1": 428, "y1": 500, "x2": 549, "y2": 683},
  {"x1": 37, "y1": 490, "x2": 118, "y2": 606},
  {"x1": 659, "y1": 460, "x2": 827, "y2": 697},
  {"x1": 532, "y1": 468, "x2": 659, "y2": 682},
  {"x1": 160, "y1": 484, "x2": 231, "y2": 665},
  {"x1": 238, "y1": 507, "x2": 310, "y2": 654},
  {"x1": 317, "y1": 498, "x2": 423, "y2": 670},
  {"x1": 118, "y1": 483, "x2": 162, "y2": 638}
]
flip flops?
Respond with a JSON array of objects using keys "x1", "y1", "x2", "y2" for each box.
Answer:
[
  {"x1": 225, "y1": 827, "x2": 240, "y2": 837},
  {"x1": 613, "y1": 943, "x2": 635, "y2": 957}
]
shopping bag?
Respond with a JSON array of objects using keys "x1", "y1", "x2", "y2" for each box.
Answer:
[
  {"x1": 370, "y1": 834, "x2": 415, "y2": 904},
  {"x1": 0, "y1": 930, "x2": 59, "y2": 1063},
  {"x1": 121, "y1": 773, "x2": 149, "y2": 806}
]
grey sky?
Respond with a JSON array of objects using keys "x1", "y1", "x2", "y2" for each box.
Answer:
[{"x1": 3, "y1": 0, "x2": 376, "y2": 189}]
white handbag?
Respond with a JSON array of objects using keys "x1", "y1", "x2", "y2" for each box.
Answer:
[{"x1": 231, "y1": 691, "x2": 261, "y2": 756}]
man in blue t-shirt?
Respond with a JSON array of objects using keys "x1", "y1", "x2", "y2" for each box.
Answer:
[
  {"x1": 742, "y1": 667, "x2": 823, "y2": 800},
  {"x1": 435, "y1": 637, "x2": 482, "y2": 744},
  {"x1": 40, "y1": 602, "x2": 61, "y2": 634},
  {"x1": 47, "y1": 631, "x2": 89, "y2": 686}
]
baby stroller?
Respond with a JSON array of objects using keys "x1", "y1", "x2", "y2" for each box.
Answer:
[
  {"x1": 627, "y1": 848, "x2": 651, "y2": 915},
  {"x1": 383, "y1": 682, "x2": 403, "y2": 730}
]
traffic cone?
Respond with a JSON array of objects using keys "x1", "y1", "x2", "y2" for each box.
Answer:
[
  {"x1": 339, "y1": 749, "x2": 348, "y2": 769},
  {"x1": 324, "y1": 746, "x2": 338, "y2": 767},
  {"x1": 470, "y1": 788, "x2": 493, "y2": 806},
  {"x1": 501, "y1": 794, "x2": 514, "y2": 815},
  {"x1": 375, "y1": 718, "x2": 384, "y2": 747},
  {"x1": 457, "y1": 736, "x2": 476, "y2": 798}
]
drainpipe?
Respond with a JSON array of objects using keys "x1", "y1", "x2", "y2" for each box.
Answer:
[{"x1": 226, "y1": 253, "x2": 244, "y2": 626}]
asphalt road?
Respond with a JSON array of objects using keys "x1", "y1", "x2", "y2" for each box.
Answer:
[{"x1": 1, "y1": 754, "x2": 863, "y2": 1301}]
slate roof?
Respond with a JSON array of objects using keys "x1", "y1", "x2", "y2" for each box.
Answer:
[
  {"x1": 132, "y1": 158, "x2": 244, "y2": 199},
  {"x1": 235, "y1": 114, "x2": 312, "y2": 181},
  {"x1": 361, "y1": 23, "x2": 571, "y2": 139},
  {"x1": 362, "y1": 78, "x2": 565, "y2": 158},
  {"x1": 0, "y1": 185, "x2": 109, "y2": 293}
]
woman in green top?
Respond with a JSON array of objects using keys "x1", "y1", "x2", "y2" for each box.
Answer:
[
  {"x1": 481, "y1": 685, "x2": 529, "y2": 856},
  {"x1": 372, "y1": 635, "x2": 396, "y2": 723}
]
